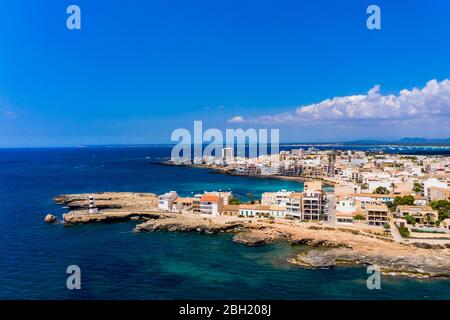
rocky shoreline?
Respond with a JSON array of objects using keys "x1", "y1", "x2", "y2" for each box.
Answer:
[
  {"x1": 289, "y1": 248, "x2": 450, "y2": 278},
  {"x1": 49, "y1": 192, "x2": 450, "y2": 279}
]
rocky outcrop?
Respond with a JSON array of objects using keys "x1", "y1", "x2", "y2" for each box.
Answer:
[
  {"x1": 63, "y1": 211, "x2": 167, "y2": 224},
  {"x1": 233, "y1": 229, "x2": 288, "y2": 246},
  {"x1": 44, "y1": 214, "x2": 56, "y2": 223},
  {"x1": 411, "y1": 242, "x2": 446, "y2": 250},
  {"x1": 289, "y1": 238, "x2": 352, "y2": 248},
  {"x1": 53, "y1": 192, "x2": 450, "y2": 279},
  {"x1": 290, "y1": 247, "x2": 450, "y2": 278},
  {"x1": 135, "y1": 216, "x2": 245, "y2": 234},
  {"x1": 54, "y1": 192, "x2": 158, "y2": 210},
  {"x1": 54, "y1": 192, "x2": 165, "y2": 224}
]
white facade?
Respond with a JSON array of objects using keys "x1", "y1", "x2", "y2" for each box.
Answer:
[
  {"x1": 424, "y1": 178, "x2": 448, "y2": 197},
  {"x1": 158, "y1": 191, "x2": 178, "y2": 211}
]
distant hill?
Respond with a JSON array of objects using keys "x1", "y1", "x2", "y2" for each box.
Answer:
[
  {"x1": 399, "y1": 137, "x2": 450, "y2": 143},
  {"x1": 346, "y1": 137, "x2": 450, "y2": 146}
]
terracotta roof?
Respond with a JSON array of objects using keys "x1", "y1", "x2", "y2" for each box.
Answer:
[
  {"x1": 290, "y1": 193, "x2": 304, "y2": 199},
  {"x1": 335, "y1": 210, "x2": 358, "y2": 217},
  {"x1": 350, "y1": 193, "x2": 396, "y2": 198},
  {"x1": 397, "y1": 205, "x2": 435, "y2": 212},
  {"x1": 239, "y1": 204, "x2": 271, "y2": 210},
  {"x1": 269, "y1": 205, "x2": 286, "y2": 211},
  {"x1": 173, "y1": 197, "x2": 194, "y2": 204},
  {"x1": 200, "y1": 194, "x2": 221, "y2": 202},
  {"x1": 222, "y1": 205, "x2": 240, "y2": 211},
  {"x1": 365, "y1": 204, "x2": 389, "y2": 211}
]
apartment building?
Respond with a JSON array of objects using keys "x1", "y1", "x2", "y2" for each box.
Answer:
[
  {"x1": 365, "y1": 204, "x2": 389, "y2": 227},
  {"x1": 285, "y1": 193, "x2": 303, "y2": 219},
  {"x1": 302, "y1": 191, "x2": 324, "y2": 221},
  {"x1": 199, "y1": 194, "x2": 223, "y2": 215}
]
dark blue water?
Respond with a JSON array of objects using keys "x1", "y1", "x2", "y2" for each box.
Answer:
[{"x1": 1, "y1": 147, "x2": 449, "y2": 299}]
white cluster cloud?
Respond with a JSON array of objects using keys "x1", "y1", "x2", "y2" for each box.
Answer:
[
  {"x1": 227, "y1": 115, "x2": 246, "y2": 123},
  {"x1": 242, "y1": 79, "x2": 450, "y2": 124}
]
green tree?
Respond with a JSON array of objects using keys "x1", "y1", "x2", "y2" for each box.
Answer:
[
  {"x1": 228, "y1": 197, "x2": 243, "y2": 205},
  {"x1": 388, "y1": 195, "x2": 415, "y2": 212},
  {"x1": 394, "y1": 195, "x2": 415, "y2": 206},
  {"x1": 374, "y1": 186, "x2": 389, "y2": 194},
  {"x1": 398, "y1": 226, "x2": 410, "y2": 238},
  {"x1": 413, "y1": 182, "x2": 423, "y2": 194},
  {"x1": 403, "y1": 214, "x2": 416, "y2": 226},
  {"x1": 430, "y1": 200, "x2": 450, "y2": 222},
  {"x1": 354, "y1": 214, "x2": 365, "y2": 220}
]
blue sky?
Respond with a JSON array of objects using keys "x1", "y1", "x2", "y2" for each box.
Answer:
[{"x1": 1, "y1": 0, "x2": 449, "y2": 146}]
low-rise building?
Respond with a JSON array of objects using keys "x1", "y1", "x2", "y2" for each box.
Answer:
[
  {"x1": 395, "y1": 205, "x2": 439, "y2": 225},
  {"x1": 173, "y1": 197, "x2": 194, "y2": 211},
  {"x1": 239, "y1": 204, "x2": 271, "y2": 218},
  {"x1": 304, "y1": 181, "x2": 322, "y2": 192},
  {"x1": 424, "y1": 178, "x2": 448, "y2": 197},
  {"x1": 350, "y1": 193, "x2": 396, "y2": 208},
  {"x1": 238, "y1": 204, "x2": 287, "y2": 218},
  {"x1": 158, "y1": 191, "x2": 178, "y2": 211},
  {"x1": 221, "y1": 205, "x2": 240, "y2": 216},
  {"x1": 427, "y1": 186, "x2": 450, "y2": 201},
  {"x1": 334, "y1": 199, "x2": 357, "y2": 224},
  {"x1": 442, "y1": 219, "x2": 450, "y2": 231}
]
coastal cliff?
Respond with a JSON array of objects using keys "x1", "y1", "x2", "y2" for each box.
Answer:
[{"x1": 51, "y1": 192, "x2": 450, "y2": 279}]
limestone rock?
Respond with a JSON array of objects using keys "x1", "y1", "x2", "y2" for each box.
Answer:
[{"x1": 44, "y1": 214, "x2": 56, "y2": 223}]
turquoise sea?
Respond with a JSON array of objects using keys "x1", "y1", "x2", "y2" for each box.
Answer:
[{"x1": 0, "y1": 147, "x2": 449, "y2": 299}]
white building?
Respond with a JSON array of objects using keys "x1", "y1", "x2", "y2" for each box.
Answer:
[
  {"x1": 261, "y1": 190, "x2": 293, "y2": 206},
  {"x1": 424, "y1": 178, "x2": 448, "y2": 197},
  {"x1": 199, "y1": 194, "x2": 223, "y2": 215},
  {"x1": 238, "y1": 204, "x2": 287, "y2": 218},
  {"x1": 334, "y1": 199, "x2": 357, "y2": 224},
  {"x1": 222, "y1": 147, "x2": 234, "y2": 164},
  {"x1": 158, "y1": 191, "x2": 179, "y2": 211}
]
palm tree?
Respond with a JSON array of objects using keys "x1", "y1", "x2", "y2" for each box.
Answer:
[
  {"x1": 247, "y1": 192, "x2": 255, "y2": 204},
  {"x1": 425, "y1": 214, "x2": 432, "y2": 226}
]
